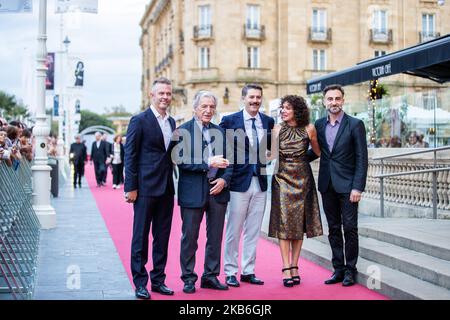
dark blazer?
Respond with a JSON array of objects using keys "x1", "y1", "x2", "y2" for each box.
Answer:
[
  {"x1": 175, "y1": 118, "x2": 233, "y2": 208},
  {"x1": 219, "y1": 110, "x2": 275, "y2": 192},
  {"x1": 111, "y1": 142, "x2": 125, "y2": 164},
  {"x1": 314, "y1": 113, "x2": 368, "y2": 194},
  {"x1": 124, "y1": 108, "x2": 176, "y2": 197},
  {"x1": 90, "y1": 140, "x2": 108, "y2": 164},
  {"x1": 70, "y1": 142, "x2": 87, "y2": 165}
]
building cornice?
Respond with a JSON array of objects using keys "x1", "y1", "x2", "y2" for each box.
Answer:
[{"x1": 140, "y1": 0, "x2": 170, "y2": 28}]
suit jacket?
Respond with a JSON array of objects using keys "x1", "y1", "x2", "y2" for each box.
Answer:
[
  {"x1": 314, "y1": 112, "x2": 368, "y2": 193},
  {"x1": 111, "y1": 142, "x2": 125, "y2": 164},
  {"x1": 175, "y1": 118, "x2": 233, "y2": 208},
  {"x1": 219, "y1": 110, "x2": 275, "y2": 192},
  {"x1": 70, "y1": 142, "x2": 87, "y2": 165},
  {"x1": 124, "y1": 107, "x2": 176, "y2": 197},
  {"x1": 90, "y1": 140, "x2": 108, "y2": 164}
]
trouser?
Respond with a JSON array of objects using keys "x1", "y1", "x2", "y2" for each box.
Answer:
[
  {"x1": 224, "y1": 177, "x2": 267, "y2": 276},
  {"x1": 180, "y1": 194, "x2": 227, "y2": 283},
  {"x1": 73, "y1": 162, "x2": 84, "y2": 186},
  {"x1": 93, "y1": 161, "x2": 105, "y2": 185},
  {"x1": 321, "y1": 183, "x2": 359, "y2": 274},
  {"x1": 130, "y1": 193, "x2": 174, "y2": 287},
  {"x1": 112, "y1": 163, "x2": 124, "y2": 185}
]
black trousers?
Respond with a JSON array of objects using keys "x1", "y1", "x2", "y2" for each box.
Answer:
[
  {"x1": 93, "y1": 161, "x2": 105, "y2": 185},
  {"x1": 73, "y1": 162, "x2": 84, "y2": 186},
  {"x1": 131, "y1": 193, "x2": 174, "y2": 288},
  {"x1": 180, "y1": 194, "x2": 227, "y2": 283},
  {"x1": 102, "y1": 163, "x2": 110, "y2": 183},
  {"x1": 321, "y1": 183, "x2": 359, "y2": 274},
  {"x1": 112, "y1": 163, "x2": 124, "y2": 185}
]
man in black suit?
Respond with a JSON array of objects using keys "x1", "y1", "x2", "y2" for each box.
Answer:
[
  {"x1": 69, "y1": 134, "x2": 87, "y2": 188},
  {"x1": 173, "y1": 90, "x2": 232, "y2": 294},
  {"x1": 101, "y1": 133, "x2": 113, "y2": 184},
  {"x1": 124, "y1": 77, "x2": 176, "y2": 300},
  {"x1": 313, "y1": 84, "x2": 368, "y2": 287},
  {"x1": 90, "y1": 132, "x2": 108, "y2": 187}
]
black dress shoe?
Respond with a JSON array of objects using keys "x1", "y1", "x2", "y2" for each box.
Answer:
[
  {"x1": 183, "y1": 281, "x2": 196, "y2": 294},
  {"x1": 135, "y1": 286, "x2": 151, "y2": 300},
  {"x1": 151, "y1": 283, "x2": 174, "y2": 295},
  {"x1": 200, "y1": 277, "x2": 229, "y2": 290},
  {"x1": 324, "y1": 272, "x2": 345, "y2": 285},
  {"x1": 226, "y1": 275, "x2": 240, "y2": 287},
  {"x1": 342, "y1": 271, "x2": 356, "y2": 287},
  {"x1": 240, "y1": 274, "x2": 264, "y2": 285}
]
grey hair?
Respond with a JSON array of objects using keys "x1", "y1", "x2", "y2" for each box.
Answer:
[
  {"x1": 95, "y1": 132, "x2": 102, "y2": 137},
  {"x1": 151, "y1": 77, "x2": 172, "y2": 92},
  {"x1": 192, "y1": 90, "x2": 218, "y2": 109}
]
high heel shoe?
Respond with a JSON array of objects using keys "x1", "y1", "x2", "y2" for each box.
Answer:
[
  {"x1": 282, "y1": 267, "x2": 294, "y2": 287},
  {"x1": 290, "y1": 266, "x2": 301, "y2": 285}
]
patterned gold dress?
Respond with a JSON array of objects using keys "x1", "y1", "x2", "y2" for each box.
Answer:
[{"x1": 268, "y1": 123, "x2": 323, "y2": 240}]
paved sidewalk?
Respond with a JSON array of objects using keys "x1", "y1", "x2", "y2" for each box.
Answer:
[{"x1": 33, "y1": 178, "x2": 134, "y2": 300}]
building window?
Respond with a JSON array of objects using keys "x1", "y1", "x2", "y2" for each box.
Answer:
[
  {"x1": 246, "y1": 4, "x2": 260, "y2": 30},
  {"x1": 312, "y1": 8, "x2": 327, "y2": 32},
  {"x1": 198, "y1": 5, "x2": 211, "y2": 36},
  {"x1": 199, "y1": 47, "x2": 210, "y2": 69},
  {"x1": 247, "y1": 47, "x2": 260, "y2": 68},
  {"x1": 375, "y1": 50, "x2": 387, "y2": 57},
  {"x1": 422, "y1": 92, "x2": 437, "y2": 111},
  {"x1": 313, "y1": 49, "x2": 326, "y2": 71},
  {"x1": 373, "y1": 10, "x2": 388, "y2": 33}
]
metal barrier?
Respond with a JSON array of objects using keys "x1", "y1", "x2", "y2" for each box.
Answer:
[
  {"x1": 0, "y1": 159, "x2": 41, "y2": 300},
  {"x1": 373, "y1": 146, "x2": 450, "y2": 219}
]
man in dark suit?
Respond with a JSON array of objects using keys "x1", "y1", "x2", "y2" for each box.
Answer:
[
  {"x1": 124, "y1": 77, "x2": 176, "y2": 300},
  {"x1": 90, "y1": 132, "x2": 108, "y2": 187},
  {"x1": 173, "y1": 90, "x2": 233, "y2": 294},
  {"x1": 101, "y1": 133, "x2": 113, "y2": 184},
  {"x1": 313, "y1": 84, "x2": 368, "y2": 287},
  {"x1": 219, "y1": 84, "x2": 275, "y2": 287},
  {"x1": 69, "y1": 134, "x2": 87, "y2": 188}
]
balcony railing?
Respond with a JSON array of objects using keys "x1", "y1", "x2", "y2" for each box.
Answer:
[
  {"x1": 154, "y1": 44, "x2": 173, "y2": 75},
  {"x1": 243, "y1": 24, "x2": 266, "y2": 40},
  {"x1": 308, "y1": 27, "x2": 332, "y2": 43},
  {"x1": 419, "y1": 31, "x2": 441, "y2": 43},
  {"x1": 236, "y1": 67, "x2": 271, "y2": 82},
  {"x1": 193, "y1": 25, "x2": 213, "y2": 39},
  {"x1": 370, "y1": 29, "x2": 393, "y2": 44}
]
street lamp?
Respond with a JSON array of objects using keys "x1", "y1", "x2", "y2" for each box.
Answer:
[
  {"x1": 56, "y1": 35, "x2": 70, "y2": 157},
  {"x1": 32, "y1": 0, "x2": 56, "y2": 229}
]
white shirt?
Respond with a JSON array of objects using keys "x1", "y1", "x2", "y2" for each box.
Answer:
[
  {"x1": 150, "y1": 105, "x2": 172, "y2": 151},
  {"x1": 112, "y1": 143, "x2": 121, "y2": 164},
  {"x1": 96, "y1": 140, "x2": 100, "y2": 149},
  {"x1": 243, "y1": 108, "x2": 264, "y2": 147}
]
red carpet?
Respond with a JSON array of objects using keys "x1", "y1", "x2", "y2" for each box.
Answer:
[{"x1": 85, "y1": 163, "x2": 387, "y2": 300}]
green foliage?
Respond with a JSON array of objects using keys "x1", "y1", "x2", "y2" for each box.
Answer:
[
  {"x1": 79, "y1": 110, "x2": 114, "y2": 132},
  {"x1": 0, "y1": 91, "x2": 30, "y2": 120},
  {"x1": 103, "y1": 104, "x2": 132, "y2": 117}
]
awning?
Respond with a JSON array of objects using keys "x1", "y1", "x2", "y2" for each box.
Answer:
[{"x1": 306, "y1": 34, "x2": 450, "y2": 94}]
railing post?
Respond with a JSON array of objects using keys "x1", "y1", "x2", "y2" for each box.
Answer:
[
  {"x1": 380, "y1": 177, "x2": 385, "y2": 218},
  {"x1": 433, "y1": 149, "x2": 437, "y2": 219}
]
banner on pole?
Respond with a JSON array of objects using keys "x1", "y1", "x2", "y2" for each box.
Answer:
[
  {"x1": 53, "y1": 95, "x2": 60, "y2": 117},
  {"x1": 0, "y1": 0, "x2": 32, "y2": 13},
  {"x1": 67, "y1": 56, "x2": 85, "y2": 88},
  {"x1": 45, "y1": 53, "x2": 55, "y2": 91},
  {"x1": 55, "y1": 0, "x2": 98, "y2": 14}
]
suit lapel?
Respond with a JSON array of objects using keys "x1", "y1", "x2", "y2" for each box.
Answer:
[
  {"x1": 318, "y1": 118, "x2": 331, "y2": 155},
  {"x1": 145, "y1": 107, "x2": 165, "y2": 150},
  {"x1": 331, "y1": 113, "x2": 348, "y2": 154}
]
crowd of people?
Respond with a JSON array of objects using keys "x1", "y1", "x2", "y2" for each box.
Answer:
[
  {"x1": 369, "y1": 131, "x2": 430, "y2": 148},
  {"x1": 69, "y1": 131, "x2": 125, "y2": 189},
  {"x1": 0, "y1": 118, "x2": 34, "y2": 169},
  {"x1": 122, "y1": 78, "x2": 368, "y2": 300}
]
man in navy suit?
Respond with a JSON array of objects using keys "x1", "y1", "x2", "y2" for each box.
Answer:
[
  {"x1": 173, "y1": 90, "x2": 233, "y2": 294},
  {"x1": 219, "y1": 84, "x2": 275, "y2": 287},
  {"x1": 124, "y1": 77, "x2": 176, "y2": 300},
  {"x1": 90, "y1": 132, "x2": 108, "y2": 187},
  {"x1": 312, "y1": 84, "x2": 368, "y2": 287}
]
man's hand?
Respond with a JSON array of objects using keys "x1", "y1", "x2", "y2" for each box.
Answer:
[
  {"x1": 210, "y1": 178, "x2": 226, "y2": 195},
  {"x1": 349, "y1": 190, "x2": 362, "y2": 203},
  {"x1": 125, "y1": 190, "x2": 138, "y2": 203},
  {"x1": 209, "y1": 155, "x2": 229, "y2": 169}
]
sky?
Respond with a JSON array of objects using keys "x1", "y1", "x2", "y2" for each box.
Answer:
[{"x1": 0, "y1": 0, "x2": 148, "y2": 115}]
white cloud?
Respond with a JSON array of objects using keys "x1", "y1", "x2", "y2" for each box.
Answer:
[{"x1": 0, "y1": 0, "x2": 148, "y2": 115}]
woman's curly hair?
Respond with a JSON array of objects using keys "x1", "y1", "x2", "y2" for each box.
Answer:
[{"x1": 280, "y1": 95, "x2": 310, "y2": 128}]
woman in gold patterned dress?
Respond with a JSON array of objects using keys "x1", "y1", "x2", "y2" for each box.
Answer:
[{"x1": 268, "y1": 95, "x2": 323, "y2": 287}]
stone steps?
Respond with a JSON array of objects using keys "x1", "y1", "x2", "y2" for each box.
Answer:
[{"x1": 300, "y1": 238, "x2": 450, "y2": 300}]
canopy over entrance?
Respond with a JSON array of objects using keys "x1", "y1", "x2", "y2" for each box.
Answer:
[{"x1": 306, "y1": 35, "x2": 450, "y2": 94}]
